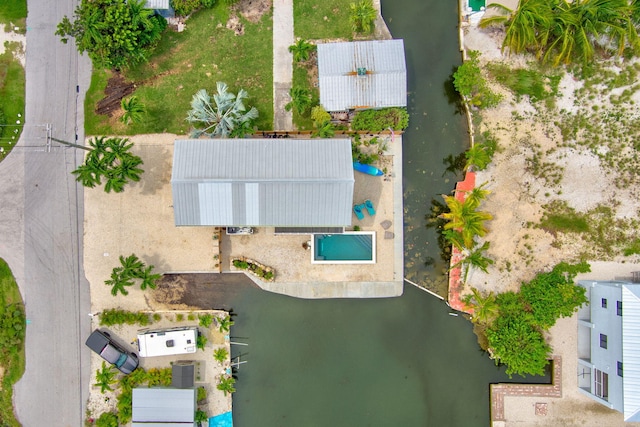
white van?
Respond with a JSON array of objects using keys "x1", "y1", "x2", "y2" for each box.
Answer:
[{"x1": 136, "y1": 326, "x2": 198, "y2": 357}]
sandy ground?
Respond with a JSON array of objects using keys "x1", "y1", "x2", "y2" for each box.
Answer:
[
  {"x1": 462, "y1": 23, "x2": 640, "y2": 427},
  {"x1": 0, "y1": 24, "x2": 26, "y2": 67},
  {"x1": 86, "y1": 311, "x2": 232, "y2": 421}
]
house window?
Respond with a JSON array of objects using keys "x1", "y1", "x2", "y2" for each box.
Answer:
[
  {"x1": 595, "y1": 369, "x2": 609, "y2": 401},
  {"x1": 601, "y1": 298, "x2": 607, "y2": 308},
  {"x1": 600, "y1": 334, "x2": 608, "y2": 349},
  {"x1": 618, "y1": 362, "x2": 623, "y2": 377},
  {"x1": 617, "y1": 301, "x2": 623, "y2": 316}
]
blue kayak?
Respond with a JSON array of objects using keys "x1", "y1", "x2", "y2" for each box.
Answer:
[{"x1": 353, "y1": 161, "x2": 383, "y2": 176}]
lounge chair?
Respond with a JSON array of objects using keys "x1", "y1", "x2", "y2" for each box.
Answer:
[
  {"x1": 364, "y1": 200, "x2": 376, "y2": 216},
  {"x1": 353, "y1": 204, "x2": 365, "y2": 220}
]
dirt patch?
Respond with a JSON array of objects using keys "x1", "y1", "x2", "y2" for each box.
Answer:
[
  {"x1": 226, "y1": 15, "x2": 245, "y2": 36},
  {"x1": 233, "y1": 0, "x2": 272, "y2": 23},
  {"x1": 95, "y1": 72, "x2": 136, "y2": 116}
]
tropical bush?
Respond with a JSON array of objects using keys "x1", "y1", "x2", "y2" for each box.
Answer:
[
  {"x1": 285, "y1": 86, "x2": 313, "y2": 115},
  {"x1": 120, "y1": 96, "x2": 146, "y2": 125},
  {"x1": 198, "y1": 313, "x2": 214, "y2": 328},
  {"x1": 213, "y1": 347, "x2": 229, "y2": 363},
  {"x1": 349, "y1": 0, "x2": 377, "y2": 34},
  {"x1": 197, "y1": 386, "x2": 207, "y2": 402},
  {"x1": 232, "y1": 258, "x2": 276, "y2": 281},
  {"x1": 351, "y1": 107, "x2": 409, "y2": 131},
  {"x1": 186, "y1": 82, "x2": 259, "y2": 138},
  {"x1": 481, "y1": 262, "x2": 590, "y2": 377},
  {"x1": 197, "y1": 333, "x2": 208, "y2": 350},
  {"x1": 56, "y1": 0, "x2": 167, "y2": 70},
  {"x1": 453, "y1": 51, "x2": 502, "y2": 109},
  {"x1": 289, "y1": 39, "x2": 315, "y2": 62},
  {"x1": 96, "y1": 412, "x2": 119, "y2": 427},
  {"x1": 105, "y1": 254, "x2": 162, "y2": 296},
  {"x1": 217, "y1": 375, "x2": 236, "y2": 395},
  {"x1": 95, "y1": 361, "x2": 117, "y2": 393}
]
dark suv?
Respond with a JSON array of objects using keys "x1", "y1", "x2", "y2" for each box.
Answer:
[{"x1": 85, "y1": 329, "x2": 139, "y2": 374}]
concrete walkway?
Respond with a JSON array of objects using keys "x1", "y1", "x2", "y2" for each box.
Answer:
[{"x1": 272, "y1": 0, "x2": 294, "y2": 130}]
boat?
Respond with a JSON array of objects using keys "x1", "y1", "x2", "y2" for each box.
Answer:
[{"x1": 353, "y1": 161, "x2": 383, "y2": 176}]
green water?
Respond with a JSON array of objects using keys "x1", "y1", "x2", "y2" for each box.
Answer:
[
  {"x1": 226, "y1": 1, "x2": 549, "y2": 426},
  {"x1": 229, "y1": 285, "x2": 547, "y2": 426}
]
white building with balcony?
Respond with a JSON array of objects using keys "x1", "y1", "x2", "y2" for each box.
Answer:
[{"x1": 577, "y1": 280, "x2": 640, "y2": 421}]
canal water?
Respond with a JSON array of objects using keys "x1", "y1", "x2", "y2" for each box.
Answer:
[{"x1": 228, "y1": 1, "x2": 547, "y2": 426}]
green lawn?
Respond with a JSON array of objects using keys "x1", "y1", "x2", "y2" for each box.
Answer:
[
  {"x1": 0, "y1": 259, "x2": 26, "y2": 427},
  {"x1": 0, "y1": 0, "x2": 26, "y2": 161},
  {"x1": 85, "y1": 4, "x2": 273, "y2": 136},
  {"x1": 291, "y1": 64, "x2": 318, "y2": 130},
  {"x1": 0, "y1": 0, "x2": 27, "y2": 28},
  {"x1": 294, "y1": 0, "x2": 353, "y2": 40}
]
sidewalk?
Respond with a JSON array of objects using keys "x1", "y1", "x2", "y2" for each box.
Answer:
[{"x1": 272, "y1": 0, "x2": 294, "y2": 130}]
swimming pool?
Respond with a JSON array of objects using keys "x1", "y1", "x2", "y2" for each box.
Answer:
[
  {"x1": 311, "y1": 232, "x2": 376, "y2": 264},
  {"x1": 209, "y1": 411, "x2": 232, "y2": 427}
]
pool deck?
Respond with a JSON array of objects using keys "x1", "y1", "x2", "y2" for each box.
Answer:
[{"x1": 84, "y1": 133, "x2": 404, "y2": 306}]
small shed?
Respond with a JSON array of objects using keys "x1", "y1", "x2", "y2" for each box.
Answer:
[
  {"x1": 172, "y1": 362, "x2": 195, "y2": 389},
  {"x1": 144, "y1": 0, "x2": 175, "y2": 18},
  {"x1": 171, "y1": 139, "x2": 355, "y2": 227},
  {"x1": 132, "y1": 388, "x2": 196, "y2": 426},
  {"x1": 317, "y1": 39, "x2": 407, "y2": 112}
]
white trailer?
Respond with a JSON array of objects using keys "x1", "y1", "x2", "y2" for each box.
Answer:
[{"x1": 137, "y1": 326, "x2": 198, "y2": 357}]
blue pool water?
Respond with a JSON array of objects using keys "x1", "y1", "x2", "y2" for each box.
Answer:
[
  {"x1": 314, "y1": 233, "x2": 373, "y2": 261},
  {"x1": 209, "y1": 412, "x2": 233, "y2": 427}
]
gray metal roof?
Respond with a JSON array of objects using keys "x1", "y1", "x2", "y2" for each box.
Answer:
[
  {"x1": 171, "y1": 139, "x2": 355, "y2": 227},
  {"x1": 623, "y1": 285, "x2": 640, "y2": 421},
  {"x1": 132, "y1": 388, "x2": 196, "y2": 424},
  {"x1": 144, "y1": 0, "x2": 170, "y2": 9},
  {"x1": 317, "y1": 40, "x2": 407, "y2": 111}
]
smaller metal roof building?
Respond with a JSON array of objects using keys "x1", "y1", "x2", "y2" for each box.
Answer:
[
  {"x1": 317, "y1": 39, "x2": 407, "y2": 112},
  {"x1": 132, "y1": 388, "x2": 196, "y2": 426},
  {"x1": 144, "y1": 0, "x2": 170, "y2": 9},
  {"x1": 171, "y1": 139, "x2": 355, "y2": 227}
]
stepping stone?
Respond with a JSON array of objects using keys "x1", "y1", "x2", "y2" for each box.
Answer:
[
  {"x1": 380, "y1": 220, "x2": 392, "y2": 230},
  {"x1": 384, "y1": 231, "x2": 394, "y2": 239}
]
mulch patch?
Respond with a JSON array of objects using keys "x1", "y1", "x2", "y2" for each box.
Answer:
[{"x1": 95, "y1": 71, "x2": 136, "y2": 116}]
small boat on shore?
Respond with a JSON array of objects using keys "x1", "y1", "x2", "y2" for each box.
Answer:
[{"x1": 353, "y1": 161, "x2": 384, "y2": 176}]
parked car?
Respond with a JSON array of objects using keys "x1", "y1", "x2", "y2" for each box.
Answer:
[{"x1": 85, "y1": 329, "x2": 139, "y2": 374}]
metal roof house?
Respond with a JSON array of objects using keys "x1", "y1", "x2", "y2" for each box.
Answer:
[
  {"x1": 171, "y1": 139, "x2": 355, "y2": 227},
  {"x1": 577, "y1": 280, "x2": 640, "y2": 421},
  {"x1": 144, "y1": 0, "x2": 174, "y2": 18},
  {"x1": 317, "y1": 39, "x2": 407, "y2": 112},
  {"x1": 132, "y1": 388, "x2": 196, "y2": 426}
]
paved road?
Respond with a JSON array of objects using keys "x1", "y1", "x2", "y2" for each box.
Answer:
[{"x1": 0, "y1": 0, "x2": 92, "y2": 425}]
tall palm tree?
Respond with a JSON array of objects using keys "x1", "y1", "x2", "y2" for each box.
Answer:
[
  {"x1": 452, "y1": 241, "x2": 495, "y2": 282},
  {"x1": 217, "y1": 314, "x2": 234, "y2": 333},
  {"x1": 464, "y1": 182, "x2": 491, "y2": 210},
  {"x1": 121, "y1": 96, "x2": 146, "y2": 125},
  {"x1": 72, "y1": 136, "x2": 144, "y2": 193},
  {"x1": 217, "y1": 375, "x2": 236, "y2": 395},
  {"x1": 480, "y1": 0, "x2": 555, "y2": 57},
  {"x1": 349, "y1": 0, "x2": 377, "y2": 34},
  {"x1": 186, "y1": 82, "x2": 259, "y2": 138},
  {"x1": 288, "y1": 39, "x2": 315, "y2": 62},
  {"x1": 441, "y1": 195, "x2": 493, "y2": 249},
  {"x1": 106, "y1": 270, "x2": 134, "y2": 296}
]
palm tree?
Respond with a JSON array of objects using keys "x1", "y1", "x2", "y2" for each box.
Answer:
[
  {"x1": 465, "y1": 143, "x2": 491, "y2": 171},
  {"x1": 349, "y1": 0, "x2": 377, "y2": 34},
  {"x1": 119, "y1": 254, "x2": 145, "y2": 277},
  {"x1": 480, "y1": 0, "x2": 554, "y2": 58},
  {"x1": 121, "y1": 96, "x2": 146, "y2": 125},
  {"x1": 285, "y1": 86, "x2": 313, "y2": 115},
  {"x1": 441, "y1": 194, "x2": 493, "y2": 249},
  {"x1": 186, "y1": 82, "x2": 259, "y2": 138},
  {"x1": 213, "y1": 347, "x2": 228, "y2": 363},
  {"x1": 288, "y1": 39, "x2": 315, "y2": 62},
  {"x1": 72, "y1": 136, "x2": 144, "y2": 193},
  {"x1": 217, "y1": 375, "x2": 236, "y2": 395},
  {"x1": 452, "y1": 241, "x2": 495, "y2": 282},
  {"x1": 106, "y1": 270, "x2": 134, "y2": 296},
  {"x1": 95, "y1": 361, "x2": 117, "y2": 393},
  {"x1": 463, "y1": 287, "x2": 499, "y2": 325},
  {"x1": 137, "y1": 265, "x2": 162, "y2": 290},
  {"x1": 464, "y1": 182, "x2": 491, "y2": 210},
  {"x1": 217, "y1": 314, "x2": 234, "y2": 333}
]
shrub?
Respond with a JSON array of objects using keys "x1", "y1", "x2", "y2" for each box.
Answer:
[
  {"x1": 99, "y1": 309, "x2": 150, "y2": 326},
  {"x1": 199, "y1": 313, "x2": 214, "y2": 328},
  {"x1": 197, "y1": 386, "x2": 207, "y2": 402},
  {"x1": 197, "y1": 333, "x2": 208, "y2": 350},
  {"x1": 175, "y1": 313, "x2": 184, "y2": 322},
  {"x1": 351, "y1": 108, "x2": 409, "y2": 131},
  {"x1": 195, "y1": 410, "x2": 208, "y2": 423},
  {"x1": 311, "y1": 105, "x2": 331, "y2": 126},
  {"x1": 453, "y1": 51, "x2": 502, "y2": 109},
  {"x1": 263, "y1": 271, "x2": 274, "y2": 281},
  {"x1": 232, "y1": 260, "x2": 249, "y2": 269},
  {"x1": 171, "y1": 0, "x2": 202, "y2": 16},
  {"x1": 96, "y1": 412, "x2": 118, "y2": 427}
]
